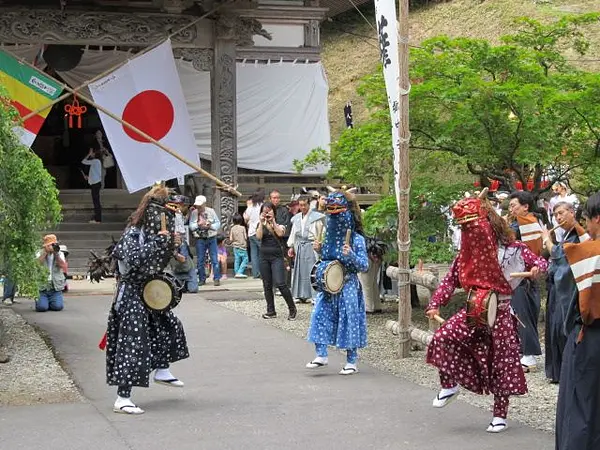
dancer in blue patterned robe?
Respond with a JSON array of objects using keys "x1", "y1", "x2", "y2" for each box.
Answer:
[{"x1": 306, "y1": 191, "x2": 369, "y2": 375}]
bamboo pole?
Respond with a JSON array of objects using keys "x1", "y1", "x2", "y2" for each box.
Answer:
[
  {"x1": 5, "y1": 51, "x2": 242, "y2": 197},
  {"x1": 19, "y1": 3, "x2": 229, "y2": 122},
  {"x1": 396, "y1": 0, "x2": 411, "y2": 358}
]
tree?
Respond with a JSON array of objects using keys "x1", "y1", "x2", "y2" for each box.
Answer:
[
  {"x1": 406, "y1": 14, "x2": 600, "y2": 194},
  {"x1": 295, "y1": 15, "x2": 600, "y2": 262},
  {"x1": 299, "y1": 15, "x2": 600, "y2": 195},
  {"x1": 0, "y1": 88, "x2": 62, "y2": 298}
]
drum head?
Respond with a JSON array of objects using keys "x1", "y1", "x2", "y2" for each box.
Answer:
[
  {"x1": 325, "y1": 261, "x2": 345, "y2": 294},
  {"x1": 143, "y1": 279, "x2": 172, "y2": 311},
  {"x1": 487, "y1": 292, "x2": 498, "y2": 328}
]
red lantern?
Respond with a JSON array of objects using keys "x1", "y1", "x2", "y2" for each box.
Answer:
[
  {"x1": 490, "y1": 180, "x2": 500, "y2": 192},
  {"x1": 473, "y1": 180, "x2": 481, "y2": 188},
  {"x1": 515, "y1": 181, "x2": 523, "y2": 191},
  {"x1": 527, "y1": 179, "x2": 534, "y2": 191}
]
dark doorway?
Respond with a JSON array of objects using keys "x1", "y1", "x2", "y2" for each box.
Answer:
[{"x1": 32, "y1": 92, "x2": 119, "y2": 190}]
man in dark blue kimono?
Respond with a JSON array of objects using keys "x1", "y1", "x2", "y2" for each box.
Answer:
[
  {"x1": 542, "y1": 201, "x2": 589, "y2": 383},
  {"x1": 556, "y1": 191, "x2": 600, "y2": 450}
]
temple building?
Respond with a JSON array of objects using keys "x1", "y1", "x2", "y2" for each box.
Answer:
[{"x1": 0, "y1": 0, "x2": 375, "y2": 273}]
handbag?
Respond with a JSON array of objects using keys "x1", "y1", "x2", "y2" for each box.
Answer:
[{"x1": 103, "y1": 153, "x2": 115, "y2": 169}]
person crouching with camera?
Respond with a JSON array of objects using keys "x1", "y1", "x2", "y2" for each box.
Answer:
[{"x1": 36, "y1": 234, "x2": 67, "y2": 312}]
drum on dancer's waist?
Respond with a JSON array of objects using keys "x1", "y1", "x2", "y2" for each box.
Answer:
[
  {"x1": 465, "y1": 288, "x2": 498, "y2": 329},
  {"x1": 310, "y1": 260, "x2": 345, "y2": 295},
  {"x1": 142, "y1": 272, "x2": 183, "y2": 312}
]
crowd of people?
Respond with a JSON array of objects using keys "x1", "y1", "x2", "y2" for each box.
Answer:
[{"x1": 2, "y1": 179, "x2": 598, "y2": 449}]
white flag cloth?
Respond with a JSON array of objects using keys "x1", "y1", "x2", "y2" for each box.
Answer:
[
  {"x1": 374, "y1": 0, "x2": 401, "y2": 207},
  {"x1": 89, "y1": 39, "x2": 198, "y2": 193}
]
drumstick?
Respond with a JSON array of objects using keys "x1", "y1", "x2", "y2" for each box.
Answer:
[
  {"x1": 433, "y1": 314, "x2": 445, "y2": 324},
  {"x1": 510, "y1": 272, "x2": 533, "y2": 278},
  {"x1": 160, "y1": 212, "x2": 167, "y2": 232},
  {"x1": 344, "y1": 229, "x2": 351, "y2": 246}
]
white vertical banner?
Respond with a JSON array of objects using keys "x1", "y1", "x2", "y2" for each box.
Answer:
[{"x1": 374, "y1": 0, "x2": 401, "y2": 207}]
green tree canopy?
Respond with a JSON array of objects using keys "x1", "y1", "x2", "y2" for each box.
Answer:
[
  {"x1": 0, "y1": 89, "x2": 62, "y2": 297},
  {"x1": 296, "y1": 14, "x2": 600, "y2": 196}
]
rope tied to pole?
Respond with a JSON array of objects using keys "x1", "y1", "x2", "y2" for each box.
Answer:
[{"x1": 397, "y1": 239, "x2": 411, "y2": 252}]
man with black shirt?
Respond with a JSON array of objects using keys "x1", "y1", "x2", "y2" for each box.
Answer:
[{"x1": 270, "y1": 190, "x2": 292, "y2": 288}]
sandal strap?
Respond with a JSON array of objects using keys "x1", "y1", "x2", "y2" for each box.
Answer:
[{"x1": 436, "y1": 392, "x2": 457, "y2": 401}]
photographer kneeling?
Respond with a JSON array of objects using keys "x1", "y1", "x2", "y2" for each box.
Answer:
[{"x1": 36, "y1": 234, "x2": 67, "y2": 312}]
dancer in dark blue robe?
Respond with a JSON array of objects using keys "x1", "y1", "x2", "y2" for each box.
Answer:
[
  {"x1": 543, "y1": 201, "x2": 587, "y2": 382},
  {"x1": 555, "y1": 192, "x2": 600, "y2": 450}
]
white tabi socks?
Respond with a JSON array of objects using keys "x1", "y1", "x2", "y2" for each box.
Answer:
[
  {"x1": 113, "y1": 396, "x2": 144, "y2": 415},
  {"x1": 154, "y1": 368, "x2": 184, "y2": 387},
  {"x1": 432, "y1": 385, "x2": 459, "y2": 408}
]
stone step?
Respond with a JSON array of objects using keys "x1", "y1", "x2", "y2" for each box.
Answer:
[
  {"x1": 67, "y1": 258, "x2": 93, "y2": 274},
  {"x1": 57, "y1": 238, "x2": 118, "y2": 248},
  {"x1": 65, "y1": 247, "x2": 112, "y2": 258},
  {"x1": 61, "y1": 211, "x2": 130, "y2": 223},
  {"x1": 52, "y1": 222, "x2": 126, "y2": 232}
]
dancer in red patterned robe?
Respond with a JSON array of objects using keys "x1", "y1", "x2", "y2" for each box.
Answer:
[{"x1": 425, "y1": 194, "x2": 548, "y2": 433}]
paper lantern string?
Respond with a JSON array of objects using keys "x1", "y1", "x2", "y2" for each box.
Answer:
[{"x1": 64, "y1": 94, "x2": 87, "y2": 128}]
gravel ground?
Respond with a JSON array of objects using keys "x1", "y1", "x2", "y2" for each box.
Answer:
[
  {"x1": 214, "y1": 292, "x2": 557, "y2": 434},
  {"x1": 0, "y1": 307, "x2": 82, "y2": 406}
]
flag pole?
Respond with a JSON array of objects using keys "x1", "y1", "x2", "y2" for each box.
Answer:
[
  {"x1": 5, "y1": 50, "x2": 242, "y2": 198},
  {"x1": 19, "y1": 2, "x2": 231, "y2": 122},
  {"x1": 396, "y1": 0, "x2": 412, "y2": 358}
]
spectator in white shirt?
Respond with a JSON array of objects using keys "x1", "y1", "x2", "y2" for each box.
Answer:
[
  {"x1": 82, "y1": 147, "x2": 103, "y2": 223},
  {"x1": 243, "y1": 190, "x2": 265, "y2": 279}
]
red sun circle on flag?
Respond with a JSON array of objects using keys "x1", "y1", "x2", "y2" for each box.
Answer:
[{"x1": 121, "y1": 90, "x2": 174, "y2": 143}]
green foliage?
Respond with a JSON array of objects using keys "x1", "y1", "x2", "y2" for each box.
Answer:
[
  {"x1": 292, "y1": 147, "x2": 329, "y2": 173},
  {"x1": 363, "y1": 178, "x2": 468, "y2": 265},
  {"x1": 408, "y1": 15, "x2": 600, "y2": 193},
  {"x1": 298, "y1": 14, "x2": 600, "y2": 262},
  {"x1": 0, "y1": 88, "x2": 62, "y2": 297}
]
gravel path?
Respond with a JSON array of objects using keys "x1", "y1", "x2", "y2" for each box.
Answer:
[
  {"x1": 0, "y1": 307, "x2": 82, "y2": 406},
  {"x1": 214, "y1": 294, "x2": 557, "y2": 433}
]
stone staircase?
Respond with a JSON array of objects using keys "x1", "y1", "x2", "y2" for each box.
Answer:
[{"x1": 49, "y1": 189, "x2": 144, "y2": 275}]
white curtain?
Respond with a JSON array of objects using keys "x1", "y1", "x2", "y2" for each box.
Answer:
[{"x1": 13, "y1": 47, "x2": 330, "y2": 173}]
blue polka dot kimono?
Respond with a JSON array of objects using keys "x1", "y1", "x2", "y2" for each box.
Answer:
[{"x1": 307, "y1": 231, "x2": 369, "y2": 350}]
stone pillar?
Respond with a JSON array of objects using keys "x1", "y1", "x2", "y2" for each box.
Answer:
[
  {"x1": 211, "y1": 28, "x2": 238, "y2": 232},
  {"x1": 173, "y1": 48, "x2": 215, "y2": 202}
]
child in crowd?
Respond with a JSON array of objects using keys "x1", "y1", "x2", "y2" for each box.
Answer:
[
  {"x1": 217, "y1": 235, "x2": 228, "y2": 280},
  {"x1": 229, "y1": 213, "x2": 249, "y2": 278}
]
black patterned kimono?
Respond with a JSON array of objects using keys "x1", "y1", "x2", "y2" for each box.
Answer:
[{"x1": 106, "y1": 226, "x2": 189, "y2": 389}]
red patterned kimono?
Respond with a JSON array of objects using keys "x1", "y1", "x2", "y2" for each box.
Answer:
[{"x1": 426, "y1": 198, "x2": 548, "y2": 418}]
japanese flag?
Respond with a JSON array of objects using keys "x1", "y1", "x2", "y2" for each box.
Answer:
[{"x1": 89, "y1": 39, "x2": 198, "y2": 193}]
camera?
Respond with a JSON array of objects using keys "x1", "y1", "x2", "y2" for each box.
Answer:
[
  {"x1": 192, "y1": 230, "x2": 209, "y2": 240},
  {"x1": 51, "y1": 243, "x2": 60, "y2": 253}
]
